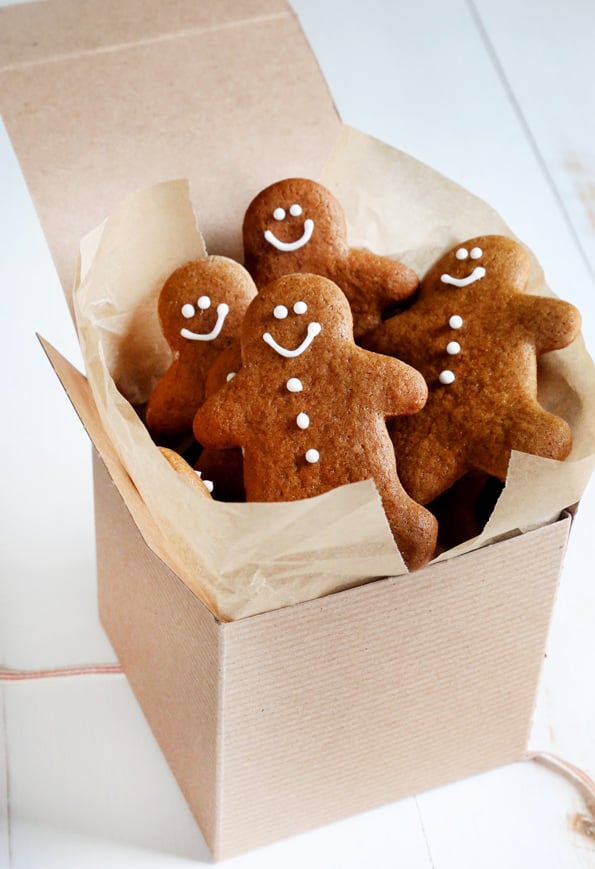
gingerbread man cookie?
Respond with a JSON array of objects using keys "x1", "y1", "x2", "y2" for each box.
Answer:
[
  {"x1": 193, "y1": 273, "x2": 438, "y2": 570},
  {"x1": 194, "y1": 342, "x2": 245, "y2": 502},
  {"x1": 145, "y1": 256, "x2": 256, "y2": 449},
  {"x1": 361, "y1": 235, "x2": 582, "y2": 505},
  {"x1": 158, "y1": 447, "x2": 213, "y2": 496},
  {"x1": 242, "y1": 178, "x2": 419, "y2": 339}
]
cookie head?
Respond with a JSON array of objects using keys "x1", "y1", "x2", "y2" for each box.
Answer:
[
  {"x1": 241, "y1": 273, "x2": 353, "y2": 366},
  {"x1": 242, "y1": 179, "x2": 348, "y2": 281},
  {"x1": 158, "y1": 256, "x2": 256, "y2": 354},
  {"x1": 423, "y1": 235, "x2": 530, "y2": 299}
]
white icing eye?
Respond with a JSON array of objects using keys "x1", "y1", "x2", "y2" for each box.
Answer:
[
  {"x1": 293, "y1": 301, "x2": 308, "y2": 315},
  {"x1": 226, "y1": 371, "x2": 236, "y2": 382},
  {"x1": 181, "y1": 303, "x2": 195, "y2": 318},
  {"x1": 273, "y1": 207, "x2": 286, "y2": 221},
  {"x1": 470, "y1": 247, "x2": 483, "y2": 259},
  {"x1": 455, "y1": 248, "x2": 468, "y2": 260},
  {"x1": 289, "y1": 203, "x2": 302, "y2": 217},
  {"x1": 273, "y1": 305, "x2": 289, "y2": 319},
  {"x1": 197, "y1": 295, "x2": 211, "y2": 310},
  {"x1": 449, "y1": 315, "x2": 464, "y2": 329}
]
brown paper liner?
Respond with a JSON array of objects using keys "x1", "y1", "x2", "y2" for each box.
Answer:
[{"x1": 72, "y1": 129, "x2": 595, "y2": 620}]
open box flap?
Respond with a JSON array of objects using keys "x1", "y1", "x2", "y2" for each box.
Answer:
[
  {"x1": 39, "y1": 333, "x2": 230, "y2": 615},
  {"x1": 37, "y1": 335, "x2": 182, "y2": 578},
  {"x1": 0, "y1": 0, "x2": 341, "y2": 298}
]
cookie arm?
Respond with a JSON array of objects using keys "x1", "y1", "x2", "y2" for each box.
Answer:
[
  {"x1": 346, "y1": 249, "x2": 419, "y2": 305},
  {"x1": 360, "y1": 349, "x2": 428, "y2": 417},
  {"x1": 193, "y1": 377, "x2": 247, "y2": 449},
  {"x1": 516, "y1": 295, "x2": 581, "y2": 354},
  {"x1": 339, "y1": 250, "x2": 419, "y2": 338},
  {"x1": 359, "y1": 310, "x2": 413, "y2": 361}
]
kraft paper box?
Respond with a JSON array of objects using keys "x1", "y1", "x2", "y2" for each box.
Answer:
[{"x1": 2, "y1": 0, "x2": 594, "y2": 859}]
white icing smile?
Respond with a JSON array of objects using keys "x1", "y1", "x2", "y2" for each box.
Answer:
[
  {"x1": 263, "y1": 321, "x2": 322, "y2": 358},
  {"x1": 180, "y1": 302, "x2": 229, "y2": 341},
  {"x1": 440, "y1": 266, "x2": 486, "y2": 288},
  {"x1": 264, "y1": 218, "x2": 315, "y2": 252}
]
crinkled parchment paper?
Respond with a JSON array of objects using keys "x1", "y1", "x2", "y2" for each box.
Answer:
[{"x1": 72, "y1": 128, "x2": 595, "y2": 620}]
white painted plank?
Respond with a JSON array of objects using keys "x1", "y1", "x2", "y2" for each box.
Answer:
[
  {"x1": 0, "y1": 120, "x2": 114, "y2": 671},
  {"x1": 473, "y1": 0, "x2": 595, "y2": 284},
  {"x1": 468, "y1": 0, "x2": 595, "y2": 809},
  {"x1": 290, "y1": 0, "x2": 595, "y2": 353},
  {"x1": 4, "y1": 677, "x2": 210, "y2": 862},
  {"x1": 0, "y1": 688, "x2": 10, "y2": 869},
  {"x1": 417, "y1": 762, "x2": 595, "y2": 869},
  {"x1": 4, "y1": 676, "x2": 433, "y2": 868},
  {"x1": 10, "y1": 821, "x2": 202, "y2": 869}
]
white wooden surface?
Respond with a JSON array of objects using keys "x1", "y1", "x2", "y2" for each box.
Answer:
[{"x1": 1, "y1": 0, "x2": 594, "y2": 866}]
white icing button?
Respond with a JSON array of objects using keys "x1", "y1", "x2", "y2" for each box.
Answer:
[
  {"x1": 181, "y1": 303, "x2": 195, "y2": 318},
  {"x1": 195, "y1": 470, "x2": 214, "y2": 493},
  {"x1": 446, "y1": 341, "x2": 461, "y2": 355},
  {"x1": 286, "y1": 377, "x2": 303, "y2": 393},
  {"x1": 449, "y1": 314, "x2": 463, "y2": 329},
  {"x1": 470, "y1": 246, "x2": 483, "y2": 260},
  {"x1": 226, "y1": 371, "x2": 236, "y2": 382},
  {"x1": 197, "y1": 295, "x2": 211, "y2": 310},
  {"x1": 439, "y1": 370, "x2": 456, "y2": 385},
  {"x1": 305, "y1": 448, "x2": 319, "y2": 464},
  {"x1": 293, "y1": 300, "x2": 308, "y2": 315},
  {"x1": 273, "y1": 207, "x2": 286, "y2": 221},
  {"x1": 273, "y1": 305, "x2": 288, "y2": 319},
  {"x1": 289, "y1": 203, "x2": 302, "y2": 216},
  {"x1": 296, "y1": 412, "x2": 310, "y2": 429},
  {"x1": 455, "y1": 247, "x2": 468, "y2": 260}
]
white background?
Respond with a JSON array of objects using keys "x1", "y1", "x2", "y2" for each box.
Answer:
[{"x1": 1, "y1": 0, "x2": 594, "y2": 866}]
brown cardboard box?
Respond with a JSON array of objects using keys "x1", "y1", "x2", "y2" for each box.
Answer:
[
  {"x1": 40, "y1": 336, "x2": 573, "y2": 859},
  {"x1": 2, "y1": 0, "x2": 592, "y2": 859},
  {"x1": 94, "y1": 451, "x2": 571, "y2": 858}
]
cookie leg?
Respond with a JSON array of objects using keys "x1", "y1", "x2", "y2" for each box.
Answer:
[
  {"x1": 390, "y1": 422, "x2": 468, "y2": 506},
  {"x1": 381, "y1": 484, "x2": 438, "y2": 571},
  {"x1": 195, "y1": 447, "x2": 245, "y2": 502}
]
